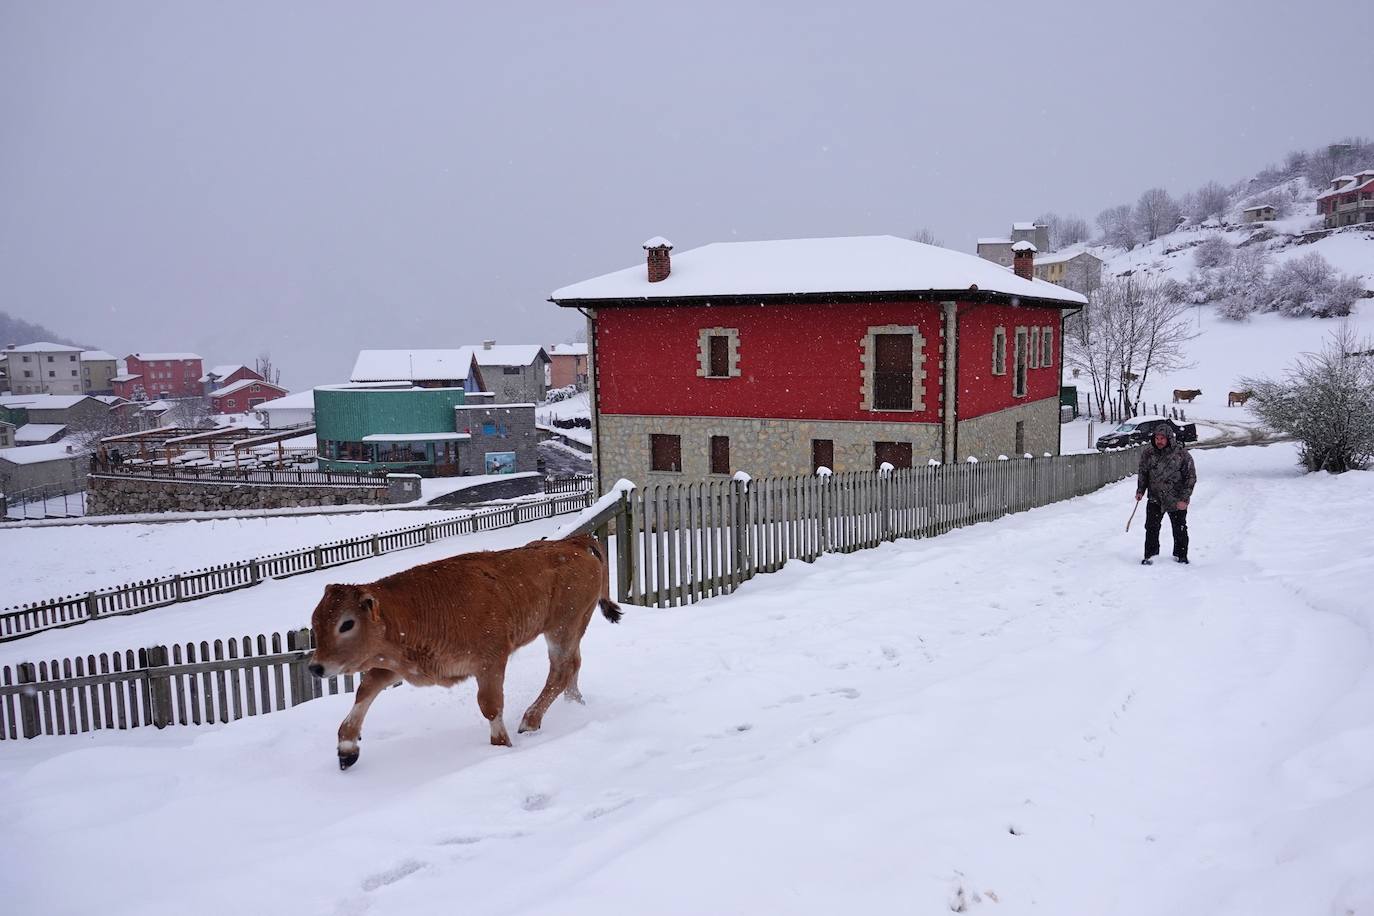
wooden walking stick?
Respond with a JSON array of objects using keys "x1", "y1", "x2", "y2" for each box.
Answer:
[{"x1": 1126, "y1": 498, "x2": 1140, "y2": 533}]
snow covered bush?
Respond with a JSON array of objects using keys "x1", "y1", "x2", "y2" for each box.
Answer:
[
  {"x1": 1243, "y1": 325, "x2": 1374, "y2": 473},
  {"x1": 1193, "y1": 235, "x2": 1233, "y2": 270},
  {"x1": 1189, "y1": 247, "x2": 1270, "y2": 318},
  {"x1": 1216, "y1": 294, "x2": 1257, "y2": 322},
  {"x1": 544, "y1": 385, "x2": 579, "y2": 403},
  {"x1": 1266, "y1": 253, "x2": 1362, "y2": 318}
]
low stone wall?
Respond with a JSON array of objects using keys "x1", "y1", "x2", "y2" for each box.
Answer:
[
  {"x1": 86, "y1": 474, "x2": 394, "y2": 516},
  {"x1": 954, "y1": 397, "x2": 1060, "y2": 461}
]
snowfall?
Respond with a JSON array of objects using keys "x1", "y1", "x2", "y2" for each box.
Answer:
[{"x1": 2, "y1": 439, "x2": 1373, "y2": 916}]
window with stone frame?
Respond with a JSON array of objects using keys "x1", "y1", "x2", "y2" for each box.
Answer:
[
  {"x1": 709, "y1": 435, "x2": 730, "y2": 475},
  {"x1": 873, "y1": 441, "x2": 913, "y2": 470},
  {"x1": 861, "y1": 325, "x2": 925, "y2": 412},
  {"x1": 1041, "y1": 326, "x2": 1054, "y2": 367},
  {"x1": 992, "y1": 326, "x2": 1007, "y2": 375},
  {"x1": 811, "y1": 439, "x2": 834, "y2": 473},
  {"x1": 1030, "y1": 327, "x2": 1041, "y2": 369},
  {"x1": 1013, "y1": 327, "x2": 1029, "y2": 398},
  {"x1": 650, "y1": 433, "x2": 682, "y2": 472},
  {"x1": 697, "y1": 327, "x2": 741, "y2": 379}
]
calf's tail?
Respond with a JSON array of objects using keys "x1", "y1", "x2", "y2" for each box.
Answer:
[{"x1": 599, "y1": 597, "x2": 623, "y2": 624}]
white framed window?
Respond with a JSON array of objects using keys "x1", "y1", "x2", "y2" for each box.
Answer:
[
  {"x1": 860, "y1": 325, "x2": 926, "y2": 412},
  {"x1": 1041, "y1": 326, "x2": 1054, "y2": 367},
  {"x1": 1013, "y1": 327, "x2": 1028, "y2": 398},
  {"x1": 992, "y1": 326, "x2": 1007, "y2": 376},
  {"x1": 696, "y1": 327, "x2": 741, "y2": 379},
  {"x1": 1030, "y1": 327, "x2": 1041, "y2": 369}
]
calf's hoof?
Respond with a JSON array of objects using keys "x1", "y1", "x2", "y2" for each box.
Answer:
[
  {"x1": 518, "y1": 718, "x2": 541, "y2": 734},
  {"x1": 338, "y1": 740, "x2": 360, "y2": 771},
  {"x1": 491, "y1": 734, "x2": 513, "y2": 748}
]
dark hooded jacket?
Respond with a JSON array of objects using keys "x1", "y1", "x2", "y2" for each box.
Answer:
[{"x1": 1136, "y1": 425, "x2": 1196, "y2": 506}]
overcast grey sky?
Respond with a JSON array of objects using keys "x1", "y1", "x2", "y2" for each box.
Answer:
[{"x1": 2, "y1": 1, "x2": 1369, "y2": 388}]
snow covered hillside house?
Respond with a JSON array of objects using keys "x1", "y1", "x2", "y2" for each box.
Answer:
[
  {"x1": 0, "y1": 419, "x2": 15, "y2": 449},
  {"x1": 252, "y1": 389, "x2": 316, "y2": 428},
  {"x1": 350, "y1": 342, "x2": 551, "y2": 404},
  {"x1": 79, "y1": 351, "x2": 119, "y2": 395},
  {"x1": 207, "y1": 378, "x2": 288, "y2": 415},
  {"x1": 975, "y1": 222, "x2": 1050, "y2": 268},
  {"x1": 1317, "y1": 170, "x2": 1374, "y2": 228},
  {"x1": 551, "y1": 235, "x2": 1085, "y2": 488},
  {"x1": 200, "y1": 364, "x2": 263, "y2": 395},
  {"x1": 2, "y1": 342, "x2": 85, "y2": 395},
  {"x1": 1242, "y1": 204, "x2": 1277, "y2": 223},
  {"x1": 547, "y1": 343, "x2": 590, "y2": 389},
  {"x1": 113, "y1": 353, "x2": 204, "y2": 401}
]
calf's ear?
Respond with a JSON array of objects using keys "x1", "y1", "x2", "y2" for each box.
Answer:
[{"x1": 360, "y1": 591, "x2": 380, "y2": 623}]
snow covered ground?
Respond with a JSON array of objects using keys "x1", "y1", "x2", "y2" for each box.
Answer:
[{"x1": 3, "y1": 442, "x2": 1373, "y2": 915}]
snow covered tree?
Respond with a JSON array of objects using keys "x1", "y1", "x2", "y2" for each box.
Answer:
[
  {"x1": 1035, "y1": 212, "x2": 1090, "y2": 250},
  {"x1": 1133, "y1": 188, "x2": 1182, "y2": 241},
  {"x1": 1096, "y1": 204, "x2": 1139, "y2": 249},
  {"x1": 1189, "y1": 247, "x2": 1270, "y2": 319},
  {"x1": 255, "y1": 352, "x2": 282, "y2": 385},
  {"x1": 1189, "y1": 181, "x2": 1231, "y2": 223},
  {"x1": 1193, "y1": 235, "x2": 1233, "y2": 270},
  {"x1": 1265, "y1": 253, "x2": 1363, "y2": 318},
  {"x1": 910, "y1": 227, "x2": 944, "y2": 247},
  {"x1": 1243, "y1": 325, "x2": 1374, "y2": 473}
]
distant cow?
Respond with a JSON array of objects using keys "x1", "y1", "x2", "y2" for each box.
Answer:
[
  {"x1": 307, "y1": 534, "x2": 622, "y2": 770},
  {"x1": 1173, "y1": 388, "x2": 1202, "y2": 403},
  {"x1": 1121, "y1": 371, "x2": 1140, "y2": 382},
  {"x1": 1227, "y1": 390, "x2": 1253, "y2": 407}
]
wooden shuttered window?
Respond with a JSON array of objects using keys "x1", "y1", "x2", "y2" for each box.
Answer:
[
  {"x1": 811, "y1": 439, "x2": 834, "y2": 473},
  {"x1": 873, "y1": 333, "x2": 914, "y2": 411},
  {"x1": 1013, "y1": 328, "x2": 1029, "y2": 398},
  {"x1": 708, "y1": 336, "x2": 729, "y2": 378},
  {"x1": 650, "y1": 434, "x2": 682, "y2": 472},
  {"x1": 874, "y1": 441, "x2": 912, "y2": 470},
  {"x1": 710, "y1": 435, "x2": 730, "y2": 475}
]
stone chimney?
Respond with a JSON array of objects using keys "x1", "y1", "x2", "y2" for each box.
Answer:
[
  {"x1": 643, "y1": 237, "x2": 674, "y2": 283},
  {"x1": 1012, "y1": 241, "x2": 1036, "y2": 280},
  {"x1": 482, "y1": 340, "x2": 495, "y2": 350}
]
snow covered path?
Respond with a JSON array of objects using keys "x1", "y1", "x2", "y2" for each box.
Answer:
[{"x1": 2, "y1": 444, "x2": 1372, "y2": 915}]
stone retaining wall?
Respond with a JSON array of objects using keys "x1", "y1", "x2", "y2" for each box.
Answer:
[{"x1": 86, "y1": 475, "x2": 394, "y2": 516}]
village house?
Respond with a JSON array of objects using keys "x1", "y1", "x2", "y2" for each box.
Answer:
[
  {"x1": 0, "y1": 393, "x2": 115, "y2": 430},
  {"x1": 113, "y1": 352, "x2": 205, "y2": 401},
  {"x1": 0, "y1": 419, "x2": 14, "y2": 449},
  {"x1": 80, "y1": 351, "x2": 120, "y2": 395},
  {"x1": 0, "y1": 441, "x2": 87, "y2": 498},
  {"x1": 1316, "y1": 170, "x2": 1374, "y2": 228},
  {"x1": 551, "y1": 235, "x2": 1085, "y2": 490},
  {"x1": 349, "y1": 342, "x2": 551, "y2": 404},
  {"x1": 547, "y1": 343, "x2": 590, "y2": 389},
  {"x1": 975, "y1": 222, "x2": 1050, "y2": 268},
  {"x1": 253, "y1": 389, "x2": 317, "y2": 428},
  {"x1": 200, "y1": 364, "x2": 263, "y2": 395},
  {"x1": 2, "y1": 342, "x2": 85, "y2": 395},
  {"x1": 1242, "y1": 204, "x2": 1277, "y2": 223},
  {"x1": 207, "y1": 378, "x2": 289, "y2": 414},
  {"x1": 1032, "y1": 249, "x2": 1103, "y2": 294}
]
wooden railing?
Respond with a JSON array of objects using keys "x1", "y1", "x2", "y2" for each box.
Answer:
[
  {"x1": 0, "y1": 490, "x2": 594, "y2": 643},
  {"x1": 541, "y1": 474, "x2": 594, "y2": 495},
  {"x1": 103, "y1": 465, "x2": 384, "y2": 487}
]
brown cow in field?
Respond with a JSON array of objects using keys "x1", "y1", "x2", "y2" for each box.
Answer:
[
  {"x1": 1228, "y1": 390, "x2": 1253, "y2": 407},
  {"x1": 1172, "y1": 388, "x2": 1202, "y2": 403},
  {"x1": 307, "y1": 533, "x2": 621, "y2": 770}
]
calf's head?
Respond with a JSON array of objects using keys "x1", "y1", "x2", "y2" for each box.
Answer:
[{"x1": 309, "y1": 584, "x2": 384, "y2": 678}]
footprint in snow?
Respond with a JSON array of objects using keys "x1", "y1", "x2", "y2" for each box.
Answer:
[
  {"x1": 827, "y1": 687, "x2": 861, "y2": 699},
  {"x1": 361, "y1": 859, "x2": 426, "y2": 892},
  {"x1": 522, "y1": 793, "x2": 553, "y2": 812}
]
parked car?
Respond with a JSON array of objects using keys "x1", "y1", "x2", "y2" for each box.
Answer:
[{"x1": 1095, "y1": 415, "x2": 1198, "y2": 451}]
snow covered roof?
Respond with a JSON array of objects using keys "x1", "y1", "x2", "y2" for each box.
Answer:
[
  {"x1": 15, "y1": 423, "x2": 68, "y2": 442},
  {"x1": 1242, "y1": 205, "x2": 1276, "y2": 212},
  {"x1": 1012, "y1": 241, "x2": 1038, "y2": 252},
  {"x1": 350, "y1": 345, "x2": 549, "y2": 382},
  {"x1": 255, "y1": 390, "x2": 315, "y2": 411},
  {"x1": 643, "y1": 236, "x2": 674, "y2": 248},
  {"x1": 360, "y1": 432, "x2": 470, "y2": 443},
  {"x1": 140, "y1": 400, "x2": 173, "y2": 413},
  {"x1": 131, "y1": 352, "x2": 202, "y2": 362},
  {"x1": 977, "y1": 237, "x2": 1011, "y2": 246},
  {"x1": 552, "y1": 235, "x2": 1086, "y2": 306},
  {"x1": 0, "y1": 394, "x2": 101, "y2": 410},
  {"x1": 201, "y1": 364, "x2": 251, "y2": 382},
  {"x1": 110, "y1": 373, "x2": 141, "y2": 383},
  {"x1": 208, "y1": 378, "x2": 286, "y2": 399},
  {"x1": 548, "y1": 343, "x2": 589, "y2": 356},
  {"x1": 81, "y1": 350, "x2": 117, "y2": 362},
  {"x1": 92, "y1": 395, "x2": 129, "y2": 406},
  {"x1": 1033, "y1": 250, "x2": 1100, "y2": 267},
  {"x1": 1316, "y1": 174, "x2": 1374, "y2": 200},
  {"x1": 3, "y1": 341, "x2": 82, "y2": 353},
  {"x1": 0, "y1": 442, "x2": 81, "y2": 465},
  {"x1": 1012, "y1": 222, "x2": 1041, "y2": 231}
]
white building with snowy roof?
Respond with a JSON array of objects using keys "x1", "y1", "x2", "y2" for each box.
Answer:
[{"x1": 349, "y1": 341, "x2": 551, "y2": 404}]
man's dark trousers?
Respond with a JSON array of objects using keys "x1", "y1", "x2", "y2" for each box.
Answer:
[{"x1": 1144, "y1": 499, "x2": 1189, "y2": 560}]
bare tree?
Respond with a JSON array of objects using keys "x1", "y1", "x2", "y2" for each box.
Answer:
[
  {"x1": 1190, "y1": 181, "x2": 1231, "y2": 223},
  {"x1": 1096, "y1": 204, "x2": 1139, "y2": 249},
  {"x1": 1134, "y1": 188, "x2": 1182, "y2": 241},
  {"x1": 1037, "y1": 212, "x2": 1090, "y2": 249},
  {"x1": 911, "y1": 227, "x2": 944, "y2": 247},
  {"x1": 255, "y1": 352, "x2": 282, "y2": 386},
  {"x1": 165, "y1": 397, "x2": 214, "y2": 429}
]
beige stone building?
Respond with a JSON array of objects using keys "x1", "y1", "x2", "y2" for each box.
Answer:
[{"x1": 3, "y1": 342, "x2": 85, "y2": 395}]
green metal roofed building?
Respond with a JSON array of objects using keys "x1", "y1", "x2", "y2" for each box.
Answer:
[{"x1": 315, "y1": 385, "x2": 470, "y2": 475}]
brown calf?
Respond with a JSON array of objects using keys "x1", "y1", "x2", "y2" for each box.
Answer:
[
  {"x1": 1227, "y1": 390, "x2": 1253, "y2": 407},
  {"x1": 1172, "y1": 388, "x2": 1202, "y2": 403},
  {"x1": 307, "y1": 534, "x2": 621, "y2": 770}
]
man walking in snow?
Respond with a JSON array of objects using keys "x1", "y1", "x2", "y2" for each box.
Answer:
[{"x1": 1136, "y1": 424, "x2": 1196, "y2": 565}]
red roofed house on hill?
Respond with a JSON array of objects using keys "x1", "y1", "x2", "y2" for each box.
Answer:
[
  {"x1": 551, "y1": 235, "x2": 1085, "y2": 491},
  {"x1": 1316, "y1": 170, "x2": 1374, "y2": 228},
  {"x1": 208, "y1": 378, "x2": 289, "y2": 415}
]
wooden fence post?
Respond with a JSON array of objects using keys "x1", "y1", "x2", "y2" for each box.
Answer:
[
  {"x1": 17, "y1": 661, "x2": 39, "y2": 739},
  {"x1": 313, "y1": 545, "x2": 324, "y2": 569},
  {"x1": 85, "y1": 591, "x2": 98, "y2": 620},
  {"x1": 249, "y1": 559, "x2": 261, "y2": 584},
  {"x1": 172, "y1": 574, "x2": 183, "y2": 601},
  {"x1": 615, "y1": 490, "x2": 635, "y2": 604},
  {"x1": 146, "y1": 645, "x2": 173, "y2": 728},
  {"x1": 371, "y1": 534, "x2": 381, "y2": 556},
  {"x1": 732, "y1": 476, "x2": 750, "y2": 586},
  {"x1": 286, "y1": 628, "x2": 314, "y2": 706},
  {"x1": 879, "y1": 466, "x2": 893, "y2": 541}
]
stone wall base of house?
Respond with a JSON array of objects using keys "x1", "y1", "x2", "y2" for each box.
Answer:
[
  {"x1": 954, "y1": 398, "x2": 1061, "y2": 462},
  {"x1": 596, "y1": 414, "x2": 943, "y2": 487},
  {"x1": 86, "y1": 475, "x2": 393, "y2": 516}
]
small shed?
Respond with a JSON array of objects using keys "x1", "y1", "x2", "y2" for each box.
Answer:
[{"x1": 1243, "y1": 205, "x2": 1277, "y2": 223}]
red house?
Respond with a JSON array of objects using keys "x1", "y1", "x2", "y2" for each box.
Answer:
[
  {"x1": 114, "y1": 352, "x2": 205, "y2": 401},
  {"x1": 208, "y1": 378, "x2": 289, "y2": 414},
  {"x1": 551, "y1": 236, "x2": 1085, "y2": 490}
]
